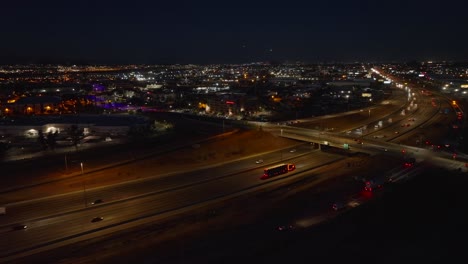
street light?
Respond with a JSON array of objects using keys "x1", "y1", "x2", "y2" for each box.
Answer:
[
  {"x1": 64, "y1": 154, "x2": 68, "y2": 172},
  {"x1": 81, "y1": 162, "x2": 87, "y2": 208}
]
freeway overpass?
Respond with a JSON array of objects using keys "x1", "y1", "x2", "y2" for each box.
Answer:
[{"x1": 1, "y1": 71, "x2": 466, "y2": 262}]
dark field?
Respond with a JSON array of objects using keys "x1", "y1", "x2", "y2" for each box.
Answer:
[
  {"x1": 145, "y1": 167, "x2": 467, "y2": 264},
  {"x1": 220, "y1": 167, "x2": 468, "y2": 264},
  {"x1": 84, "y1": 164, "x2": 468, "y2": 264}
]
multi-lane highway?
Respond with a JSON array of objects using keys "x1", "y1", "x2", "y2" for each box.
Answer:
[
  {"x1": 1, "y1": 72, "x2": 466, "y2": 262},
  {"x1": 269, "y1": 81, "x2": 467, "y2": 171},
  {"x1": 0, "y1": 144, "x2": 345, "y2": 260}
]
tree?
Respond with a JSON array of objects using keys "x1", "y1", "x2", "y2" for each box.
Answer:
[
  {"x1": 69, "y1": 125, "x2": 84, "y2": 148},
  {"x1": 46, "y1": 131, "x2": 58, "y2": 150},
  {"x1": 0, "y1": 142, "x2": 10, "y2": 158},
  {"x1": 37, "y1": 130, "x2": 47, "y2": 150}
]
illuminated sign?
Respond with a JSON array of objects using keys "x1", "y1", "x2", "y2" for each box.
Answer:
[
  {"x1": 461, "y1": 84, "x2": 468, "y2": 88},
  {"x1": 361, "y1": 93, "x2": 372, "y2": 97}
]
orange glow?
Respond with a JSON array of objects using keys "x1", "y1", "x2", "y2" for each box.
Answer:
[{"x1": 198, "y1": 102, "x2": 207, "y2": 109}]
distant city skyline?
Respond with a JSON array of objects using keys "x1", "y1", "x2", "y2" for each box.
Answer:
[{"x1": 1, "y1": 0, "x2": 467, "y2": 65}]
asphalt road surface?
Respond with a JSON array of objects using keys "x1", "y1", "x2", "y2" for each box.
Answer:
[{"x1": 1, "y1": 145, "x2": 345, "y2": 259}]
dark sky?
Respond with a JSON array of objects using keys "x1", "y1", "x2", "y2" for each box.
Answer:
[{"x1": 1, "y1": 0, "x2": 467, "y2": 64}]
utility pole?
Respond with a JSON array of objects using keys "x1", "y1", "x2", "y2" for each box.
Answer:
[
  {"x1": 64, "y1": 154, "x2": 68, "y2": 172},
  {"x1": 81, "y1": 162, "x2": 87, "y2": 208}
]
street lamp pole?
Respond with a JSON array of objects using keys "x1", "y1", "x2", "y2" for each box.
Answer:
[
  {"x1": 64, "y1": 154, "x2": 68, "y2": 172},
  {"x1": 81, "y1": 162, "x2": 87, "y2": 208}
]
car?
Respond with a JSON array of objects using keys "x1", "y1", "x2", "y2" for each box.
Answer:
[
  {"x1": 91, "y1": 217, "x2": 104, "y2": 223},
  {"x1": 404, "y1": 158, "x2": 416, "y2": 168},
  {"x1": 394, "y1": 131, "x2": 399, "y2": 134},
  {"x1": 289, "y1": 149, "x2": 296, "y2": 153},
  {"x1": 255, "y1": 159, "x2": 263, "y2": 164},
  {"x1": 91, "y1": 199, "x2": 103, "y2": 205},
  {"x1": 348, "y1": 200, "x2": 360, "y2": 208},
  {"x1": 353, "y1": 175, "x2": 366, "y2": 182},
  {"x1": 404, "y1": 162, "x2": 414, "y2": 168},
  {"x1": 332, "y1": 202, "x2": 346, "y2": 211},
  {"x1": 13, "y1": 224, "x2": 28, "y2": 230},
  {"x1": 277, "y1": 224, "x2": 295, "y2": 231}
]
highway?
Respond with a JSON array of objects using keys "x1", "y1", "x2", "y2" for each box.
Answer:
[
  {"x1": 268, "y1": 81, "x2": 468, "y2": 172},
  {"x1": 0, "y1": 145, "x2": 344, "y2": 259},
  {"x1": 1, "y1": 70, "x2": 466, "y2": 262}
]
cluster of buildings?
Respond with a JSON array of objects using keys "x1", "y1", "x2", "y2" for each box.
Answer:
[
  {"x1": 379, "y1": 61, "x2": 468, "y2": 99},
  {"x1": 5, "y1": 61, "x2": 465, "y2": 156},
  {"x1": 0, "y1": 62, "x2": 394, "y2": 155},
  {"x1": 0, "y1": 63, "x2": 391, "y2": 122}
]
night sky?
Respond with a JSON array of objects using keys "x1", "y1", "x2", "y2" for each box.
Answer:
[{"x1": 1, "y1": 0, "x2": 467, "y2": 64}]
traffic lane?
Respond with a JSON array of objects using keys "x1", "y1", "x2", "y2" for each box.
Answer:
[
  {"x1": 295, "y1": 89, "x2": 408, "y2": 132},
  {"x1": 0, "y1": 153, "x2": 344, "y2": 257},
  {"x1": 0, "y1": 145, "x2": 315, "y2": 226},
  {"x1": 347, "y1": 92, "x2": 434, "y2": 139},
  {"x1": 280, "y1": 101, "x2": 448, "y2": 160},
  {"x1": 388, "y1": 103, "x2": 455, "y2": 147},
  {"x1": 174, "y1": 158, "x2": 390, "y2": 264},
  {"x1": 0, "y1": 127, "x2": 267, "y2": 203},
  {"x1": 0, "y1": 153, "x2": 340, "y2": 258},
  {"x1": 276, "y1": 170, "x2": 392, "y2": 231}
]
